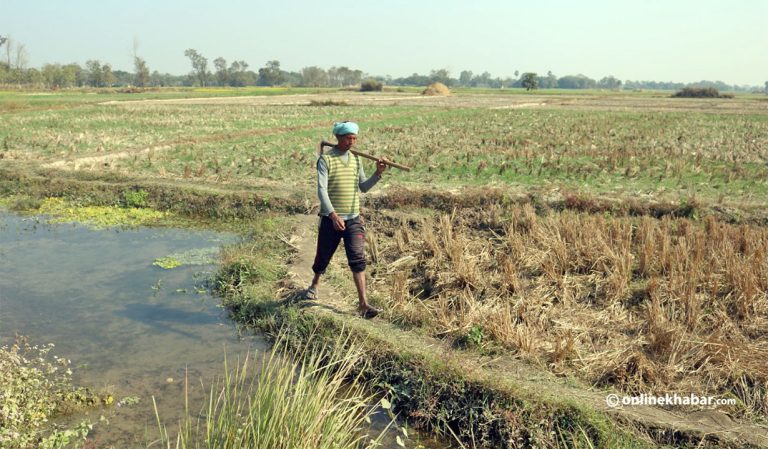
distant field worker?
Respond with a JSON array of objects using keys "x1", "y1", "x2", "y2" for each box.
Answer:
[{"x1": 305, "y1": 121, "x2": 388, "y2": 319}]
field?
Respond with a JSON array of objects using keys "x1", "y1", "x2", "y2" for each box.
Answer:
[{"x1": 2, "y1": 87, "x2": 767, "y2": 447}]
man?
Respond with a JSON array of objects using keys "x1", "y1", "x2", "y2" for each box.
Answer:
[{"x1": 305, "y1": 121, "x2": 387, "y2": 318}]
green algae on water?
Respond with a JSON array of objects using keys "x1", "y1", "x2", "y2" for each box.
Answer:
[
  {"x1": 38, "y1": 197, "x2": 170, "y2": 229},
  {"x1": 153, "y1": 247, "x2": 219, "y2": 269}
]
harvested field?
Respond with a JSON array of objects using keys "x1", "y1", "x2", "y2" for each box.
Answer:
[
  {"x1": 2, "y1": 87, "x2": 767, "y2": 447},
  {"x1": 364, "y1": 202, "x2": 768, "y2": 419}
]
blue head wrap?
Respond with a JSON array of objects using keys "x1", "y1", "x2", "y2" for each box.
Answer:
[{"x1": 332, "y1": 121, "x2": 359, "y2": 136}]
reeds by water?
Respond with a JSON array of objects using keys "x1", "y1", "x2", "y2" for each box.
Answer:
[{"x1": 152, "y1": 331, "x2": 387, "y2": 449}]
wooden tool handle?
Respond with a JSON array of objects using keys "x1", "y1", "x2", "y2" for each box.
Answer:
[{"x1": 320, "y1": 141, "x2": 411, "y2": 172}]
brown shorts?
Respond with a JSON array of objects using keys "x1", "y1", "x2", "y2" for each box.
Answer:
[{"x1": 312, "y1": 216, "x2": 366, "y2": 274}]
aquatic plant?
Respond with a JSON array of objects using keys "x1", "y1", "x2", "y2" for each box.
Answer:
[
  {"x1": 153, "y1": 330, "x2": 391, "y2": 449},
  {"x1": 153, "y1": 247, "x2": 220, "y2": 269},
  {"x1": 0, "y1": 338, "x2": 101, "y2": 449},
  {"x1": 37, "y1": 197, "x2": 168, "y2": 229},
  {"x1": 153, "y1": 256, "x2": 183, "y2": 270}
]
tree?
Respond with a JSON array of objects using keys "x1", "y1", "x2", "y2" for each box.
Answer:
[
  {"x1": 184, "y1": 48, "x2": 209, "y2": 86},
  {"x1": 459, "y1": 70, "x2": 473, "y2": 87},
  {"x1": 228, "y1": 60, "x2": 250, "y2": 86},
  {"x1": 65, "y1": 63, "x2": 87, "y2": 87},
  {"x1": 598, "y1": 75, "x2": 622, "y2": 90},
  {"x1": 85, "y1": 60, "x2": 103, "y2": 87},
  {"x1": 540, "y1": 70, "x2": 558, "y2": 89},
  {"x1": 393, "y1": 72, "x2": 429, "y2": 86},
  {"x1": 765, "y1": 81, "x2": 768, "y2": 94},
  {"x1": 3, "y1": 36, "x2": 12, "y2": 68},
  {"x1": 328, "y1": 66, "x2": 363, "y2": 87},
  {"x1": 429, "y1": 68, "x2": 452, "y2": 86},
  {"x1": 132, "y1": 38, "x2": 150, "y2": 87},
  {"x1": 258, "y1": 60, "x2": 284, "y2": 86},
  {"x1": 558, "y1": 74, "x2": 597, "y2": 89},
  {"x1": 521, "y1": 72, "x2": 538, "y2": 91},
  {"x1": 134, "y1": 57, "x2": 150, "y2": 87},
  {"x1": 213, "y1": 57, "x2": 228, "y2": 86},
  {"x1": 102, "y1": 63, "x2": 116, "y2": 87},
  {"x1": 301, "y1": 66, "x2": 328, "y2": 87},
  {"x1": 472, "y1": 71, "x2": 492, "y2": 87},
  {"x1": 85, "y1": 60, "x2": 115, "y2": 87}
]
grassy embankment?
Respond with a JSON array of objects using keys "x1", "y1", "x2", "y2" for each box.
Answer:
[{"x1": 1, "y1": 89, "x2": 766, "y2": 447}]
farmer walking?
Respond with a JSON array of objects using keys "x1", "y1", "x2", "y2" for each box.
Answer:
[{"x1": 305, "y1": 121, "x2": 387, "y2": 318}]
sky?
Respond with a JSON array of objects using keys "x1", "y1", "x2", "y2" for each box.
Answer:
[{"x1": 3, "y1": 0, "x2": 767, "y2": 86}]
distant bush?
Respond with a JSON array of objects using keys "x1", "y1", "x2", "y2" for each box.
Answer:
[
  {"x1": 307, "y1": 99, "x2": 348, "y2": 107},
  {"x1": 672, "y1": 87, "x2": 733, "y2": 98},
  {"x1": 360, "y1": 79, "x2": 383, "y2": 92}
]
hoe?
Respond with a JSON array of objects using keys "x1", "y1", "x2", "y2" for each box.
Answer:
[{"x1": 319, "y1": 140, "x2": 411, "y2": 171}]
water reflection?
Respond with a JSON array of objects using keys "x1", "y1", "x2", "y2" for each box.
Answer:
[{"x1": 0, "y1": 211, "x2": 258, "y2": 446}]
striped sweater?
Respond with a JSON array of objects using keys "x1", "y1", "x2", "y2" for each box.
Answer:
[{"x1": 316, "y1": 147, "x2": 381, "y2": 219}]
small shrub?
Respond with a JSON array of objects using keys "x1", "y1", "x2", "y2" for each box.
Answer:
[
  {"x1": 360, "y1": 79, "x2": 383, "y2": 92},
  {"x1": 0, "y1": 338, "x2": 100, "y2": 449},
  {"x1": 672, "y1": 87, "x2": 733, "y2": 98},
  {"x1": 8, "y1": 195, "x2": 43, "y2": 211},
  {"x1": 122, "y1": 188, "x2": 149, "y2": 208},
  {"x1": 307, "y1": 99, "x2": 349, "y2": 106}
]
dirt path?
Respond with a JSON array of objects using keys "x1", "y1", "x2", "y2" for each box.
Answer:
[{"x1": 283, "y1": 214, "x2": 768, "y2": 447}]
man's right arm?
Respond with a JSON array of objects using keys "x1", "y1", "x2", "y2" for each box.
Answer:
[
  {"x1": 317, "y1": 156, "x2": 345, "y2": 230},
  {"x1": 317, "y1": 156, "x2": 334, "y2": 215}
]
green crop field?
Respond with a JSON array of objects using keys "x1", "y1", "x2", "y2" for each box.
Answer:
[{"x1": 3, "y1": 89, "x2": 767, "y2": 205}]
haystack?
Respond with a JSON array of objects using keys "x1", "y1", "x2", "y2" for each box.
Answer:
[{"x1": 422, "y1": 82, "x2": 451, "y2": 96}]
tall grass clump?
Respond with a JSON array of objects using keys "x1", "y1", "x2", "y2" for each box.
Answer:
[{"x1": 153, "y1": 330, "x2": 388, "y2": 449}]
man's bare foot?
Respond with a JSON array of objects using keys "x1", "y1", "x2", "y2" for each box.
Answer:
[{"x1": 359, "y1": 305, "x2": 380, "y2": 319}]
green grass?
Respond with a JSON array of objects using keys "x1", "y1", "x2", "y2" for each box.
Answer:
[
  {"x1": 5, "y1": 92, "x2": 766, "y2": 209},
  {"x1": 153, "y1": 330, "x2": 393, "y2": 449}
]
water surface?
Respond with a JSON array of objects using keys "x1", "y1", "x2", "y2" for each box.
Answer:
[
  {"x1": 0, "y1": 211, "x2": 259, "y2": 446},
  {"x1": 0, "y1": 210, "x2": 452, "y2": 448}
]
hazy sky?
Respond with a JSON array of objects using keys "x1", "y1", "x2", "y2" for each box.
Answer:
[{"x1": 4, "y1": 0, "x2": 767, "y2": 86}]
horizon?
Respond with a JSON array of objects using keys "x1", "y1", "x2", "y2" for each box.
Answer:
[{"x1": 4, "y1": 0, "x2": 767, "y2": 87}]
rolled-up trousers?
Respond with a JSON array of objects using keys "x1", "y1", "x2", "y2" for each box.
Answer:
[{"x1": 312, "y1": 216, "x2": 366, "y2": 274}]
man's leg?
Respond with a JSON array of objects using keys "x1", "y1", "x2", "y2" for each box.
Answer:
[
  {"x1": 309, "y1": 217, "x2": 342, "y2": 297},
  {"x1": 343, "y1": 218, "x2": 379, "y2": 317},
  {"x1": 352, "y1": 270, "x2": 368, "y2": 309}
]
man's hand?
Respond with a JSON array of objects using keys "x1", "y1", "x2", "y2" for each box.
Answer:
[
  {"x1": 375, "y1": 158, "x2": 389, "y2": 177},
  {"x1": 329, "y1": 212, "x2": 346, "y2": 231}
]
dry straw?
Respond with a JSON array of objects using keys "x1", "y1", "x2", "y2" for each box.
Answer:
[
  {"x1": 422, "y1": 82, "x2": 451, "y2": 96},
  {"x1": 371, "y1": 203, "x2": 768, "y2": 418}
]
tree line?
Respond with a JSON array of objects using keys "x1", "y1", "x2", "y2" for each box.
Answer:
[{"x1": 0, "y1": 36, "x2": 764, "y2": 93}]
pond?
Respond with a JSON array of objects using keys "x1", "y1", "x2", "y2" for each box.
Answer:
[
  {"x1": 0, "y1": 210, "x2": 452, "y2": 448},
  {"x1": 0, "y1": 210, "x2": 258, "y2": 446}
]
